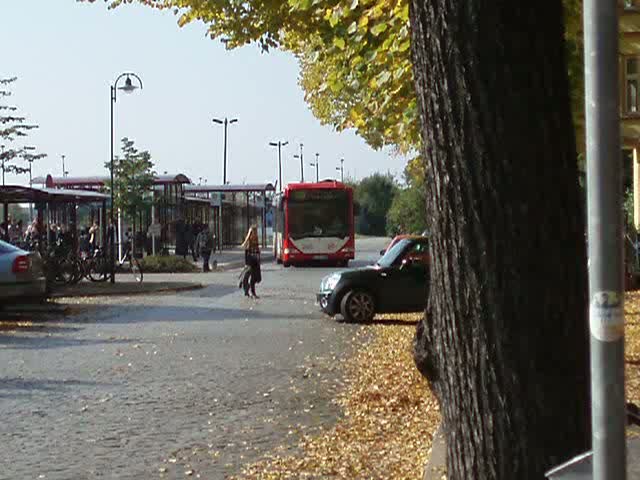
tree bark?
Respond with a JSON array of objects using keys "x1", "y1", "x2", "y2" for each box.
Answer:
[{"x1": 409, "y1": 1, "x2": 590, "y2": 478}]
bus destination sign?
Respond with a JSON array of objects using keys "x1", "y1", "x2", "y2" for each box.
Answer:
[{"x1": 290, "y1": 189, "x2": 344, "y2": 201}]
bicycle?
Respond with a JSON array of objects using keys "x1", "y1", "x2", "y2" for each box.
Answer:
[{"x1": 118, "y1": 243, "x2": 143, "y2": 283}]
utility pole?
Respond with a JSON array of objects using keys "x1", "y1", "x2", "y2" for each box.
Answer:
[
  {"x1": 310, "y1": 153, "x2": 320, "y2": 182},
  {"x1": 293, "y1": 143, "x2": 304, "y2": 182},
  {"x1": 61, "y1": 154, "x2": 67, "y2": 178},
  {"x1": 336, "y1": 158, "x2": 344, "y2": 182},
  {"x1": 269, "y1": 140, "x2": 288, "y2": 192},
  {"x1": 1, "y1": 145, "x2": 4, "y2": 186},
  {"x1": 213, "y1": 117, "x2": 238, "y2": 185},
  {"x1": 584, "y1": 0, "x2": 626, "y2": 478}
]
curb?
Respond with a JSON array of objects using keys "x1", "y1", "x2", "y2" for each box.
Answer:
[
  {"x1": 50, "y1": 283, "x2": 205, "y2": 299},
  {"x1": 423, "y1": 424, "x2": 446, "y2": 480}
]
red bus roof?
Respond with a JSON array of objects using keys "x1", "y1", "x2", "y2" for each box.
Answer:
[{"x1": 285, "y1": 181, "x2": 351, "y2": 190}]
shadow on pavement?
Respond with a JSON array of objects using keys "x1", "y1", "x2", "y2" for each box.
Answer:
[
  {"x1": 0, "y1": 377, "x2": 111, "y2": 399},
  {"x1": 0, "y1": 334, "x2": 139, "y2": 350}
]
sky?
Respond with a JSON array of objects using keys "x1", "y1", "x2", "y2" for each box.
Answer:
[{"x1": 0, "y1": 0, "x2": 405, "y2": 188}]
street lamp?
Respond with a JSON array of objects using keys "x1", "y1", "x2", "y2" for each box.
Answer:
[
  {"x1": 212, "y1": 117, "x2": 238, "y2": 185},
  {"x1": 336, "y1": 158, "x2": 344, "y2": 182},
  {"x1": 1, "y1": 145, "x2": 5, "y2": 186},
  {"x1": 61, "y1": 154, "x2": 68, "y2": 178},
  {"x1": 269, "y1": 140, "x2": 288, "y2": 192},
  {"x1": 310, "y1": 153, "x2": 320, "y2": 182},
  {"x1": 293, "y1": 143, "x2": 304, "y2": 182},
  {"x1": 110, "y1": 72, "x2": 143, "y2": 284}
]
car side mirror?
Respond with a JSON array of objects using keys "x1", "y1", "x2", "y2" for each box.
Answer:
[{"x1": 380, "y1": 249, "x2": 386, "y2": 256}]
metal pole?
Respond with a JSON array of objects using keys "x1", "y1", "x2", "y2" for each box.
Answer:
[
  {"x1": 110, "y1": 85, "x2": 116, "y2": 284},
  {"x1": 300, "y1": 143, "x2": 304, "y2": 182},
  {"x1": 341, "y1": 158, "x2": 344, "y2": 182},
  {"x1": 278, "y1": 142, "x2": 283, "y2": 193},
  {"x1": 61, "y1": 155, "x2": 66, "y2": 178},
  {"x1": 315, "y1": 153, "x2": 320, "y2": 182},
  {"x1": 584, "y1": 0, "x2": 626, "y2": 478},
  {"x1": 223, "y1": 118, "x2": 228, "y2": 185}
]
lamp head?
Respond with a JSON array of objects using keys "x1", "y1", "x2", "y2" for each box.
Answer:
[
  {"x1": 269, "y1": 142, "x2": 278, "y2": 147},
  {"x1": 119, "y1": 76, "x2": 138, "y2": 94}
]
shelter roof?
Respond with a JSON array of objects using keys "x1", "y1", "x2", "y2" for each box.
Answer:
[
  {"x1": 0, "y1": 185, "x2": 109, "y2": 204},
  {"x1": 184, "y1": 183, "x2": 275, "y2": 193},
  {"x1": 32, "y1": 173, "x2": 191, "y2": 188}
]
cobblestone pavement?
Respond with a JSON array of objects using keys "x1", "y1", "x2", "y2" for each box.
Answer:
[{"x1": 0, "y1": 238, "x2": 387, "y2": 480}]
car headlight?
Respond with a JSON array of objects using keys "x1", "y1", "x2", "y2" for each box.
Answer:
[{"x1": 323, "y1": 273, "x2": 341, "y2": 291}]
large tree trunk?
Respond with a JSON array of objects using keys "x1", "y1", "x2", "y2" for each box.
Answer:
[{"x1": 409, "y1": 1, "x2": 590, "y2": 478}]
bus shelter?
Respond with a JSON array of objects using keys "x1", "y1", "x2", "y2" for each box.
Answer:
[
  {"x1": 184, "y1": 183, "x2": 275, "y2": 248},
  {"x1": 0, "y1": 185, "x2": 110, "y2": 250}
]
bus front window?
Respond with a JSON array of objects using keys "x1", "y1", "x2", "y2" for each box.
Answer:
[{"x1": 288, "y1": 191, "x2": 349, "y2": 239}]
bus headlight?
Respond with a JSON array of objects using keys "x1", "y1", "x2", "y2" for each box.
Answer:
[
  {"x1": 323, "y1": 273, "x2": 341, "y2": 292},
  {"x1": 284, "y1": 248, "x2": 290, "y2": 254}
]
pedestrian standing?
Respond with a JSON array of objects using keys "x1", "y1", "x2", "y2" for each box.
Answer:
[
  {"x1": 240, "y1": 225, "x2": 261, "y2": 298},
  {"x1": 196, "y1": 224, "x2": 213, "y2": 272}
]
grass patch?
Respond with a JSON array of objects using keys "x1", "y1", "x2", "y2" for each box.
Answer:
[{"x1": 139, "y1": 255, "x2": 199, "y2": 273}]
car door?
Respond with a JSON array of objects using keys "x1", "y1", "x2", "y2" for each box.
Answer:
[
  {"x1": 391, "y1": 242, "x2": 429, "y2": 311},
  {"x1": 376, "y1": 242, "x2": 429, "y2": 312}
]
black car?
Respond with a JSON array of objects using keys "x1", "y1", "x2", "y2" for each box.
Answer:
[{"x1": 317, "y1": 237, "x2": 430, "y2": 322}]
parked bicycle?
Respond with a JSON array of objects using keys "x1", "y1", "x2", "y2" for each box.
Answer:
[{"x1": 85, "y1": 243, "x2": 143, "y2": 283}]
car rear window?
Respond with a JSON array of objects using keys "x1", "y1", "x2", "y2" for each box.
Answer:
[{"x1": 0, "y1": 240, "x2": 21, "y2": 254}]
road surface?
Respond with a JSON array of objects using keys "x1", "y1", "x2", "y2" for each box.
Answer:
[{"x1": 0, "y1": 237, "x2": 387, "y2": 479}]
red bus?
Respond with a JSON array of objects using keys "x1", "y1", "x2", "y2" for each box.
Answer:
[{"x1": 273, "y1": 181, "x2": 355, "y2": 267}]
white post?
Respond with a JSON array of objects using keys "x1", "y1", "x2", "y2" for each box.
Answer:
[
  {"x1": 118, "y1": 208, "x2": 123, "y2": 262},
  {"x1": 151, "y1": 203, "x2": 156, "y2": 256}
]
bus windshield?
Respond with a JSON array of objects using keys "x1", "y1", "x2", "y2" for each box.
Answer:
[{"x1": 287, "y1": 190, "x2": 350, "y2": 240}]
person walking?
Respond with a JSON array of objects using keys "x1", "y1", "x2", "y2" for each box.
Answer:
[
  {"x1": 240, "y1": 225, "x2": 261, "y2": 298},
  {"x1": 197, "y1": 224, "x2": 213, "y2": 272}
]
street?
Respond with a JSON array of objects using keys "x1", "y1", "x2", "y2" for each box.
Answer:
[{"x1": 0, "y1": 238, "x2": 386, "y2": 480}]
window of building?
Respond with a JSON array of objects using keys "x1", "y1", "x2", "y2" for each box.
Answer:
[{"x1": 626, "y1": 57, "x2": 640, "y2": 114}]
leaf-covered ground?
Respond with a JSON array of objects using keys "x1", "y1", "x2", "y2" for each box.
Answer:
[
  {"x1": 231, "y1": 313, "x2": 440, "y2": 479},
  {"x1": 232, "y1": 291, "x2": 640, "y2": 480}
]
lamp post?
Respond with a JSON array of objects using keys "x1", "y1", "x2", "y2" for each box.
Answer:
[
  {"x1": 310, "y1": 153, "x2": 320, "y2": 182},
  {"x1": 293, "y1": 143, "x2": 304, "y2": 182},
  {"x1": 61, "y1": 154, "x2": 67, "y2": 178},
  {"x1": 336, "y1": 158, "x2": 344, "y2": 182},
  {"x1": 269, "y1": 140, "x2": 288, "y2": 192},
  {"x1": 1, "y1": 145, "x2": 5, "y2": 186},
  {"x1": 212, "y1": 117, "x2": 238, "y2": 185},
  {"x1": 110, "y1": 72, "x2": 143, "y2": 284}
]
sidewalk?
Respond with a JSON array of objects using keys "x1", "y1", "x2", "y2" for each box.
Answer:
[
  {"x1": 189, "y1": 246, "x2": 274, "y2": 271},
  {"x1": 51, "y1": 279, "x2": 204, "y2": 298}
]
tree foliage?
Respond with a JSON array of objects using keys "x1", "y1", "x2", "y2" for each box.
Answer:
[
  {"x1": 0, "y1": 78, "x2": 44, "y2": 182},
  {"x1": 353, "y1": 172, "x2": 397, "y2": 236},
  {"x1": 106, "y1": 138, "x2": 156, "y2": 222},
  {"x1": 387, "y1": 158, "x2": 426, "y2": 235},
  {"x1": 85, "y1": 0, "x2": 583, "y2": 157}
]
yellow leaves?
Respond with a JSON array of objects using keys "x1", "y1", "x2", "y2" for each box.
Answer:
[{"x1": 231, "y1": 313, "x2": 440, "y2": 479}]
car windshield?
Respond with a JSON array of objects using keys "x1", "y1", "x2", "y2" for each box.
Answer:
[
  {"x1": 0, "y1": 239, "x2": 21, "y2": 255},
  {"x1": 377, "y1": 239, "x2": 412, "y2": 268},
  {"x1": 287, "y1": 190, "x2": 350, "y2": 239}
]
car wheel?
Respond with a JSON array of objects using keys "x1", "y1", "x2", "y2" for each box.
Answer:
[
  {"x1": 283, "y1": 261, "x2": 291, "y2": 268},
  {"x1": 340, "y1": 289, "x2": 375, "y2": 323}
]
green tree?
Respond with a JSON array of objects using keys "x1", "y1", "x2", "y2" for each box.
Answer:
[
  {"x1": 106, "y1": 138, "x2": 156, "y2": 223},
  {"x1": 0, "y1": 78, "x2": 42, "y2": 183},
  {"x1": 387, "y1": 159, "x2": 426, "y2": 235},
  {"x1": 353, "y1": 172, "x2": 397, "y2": 236}
]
